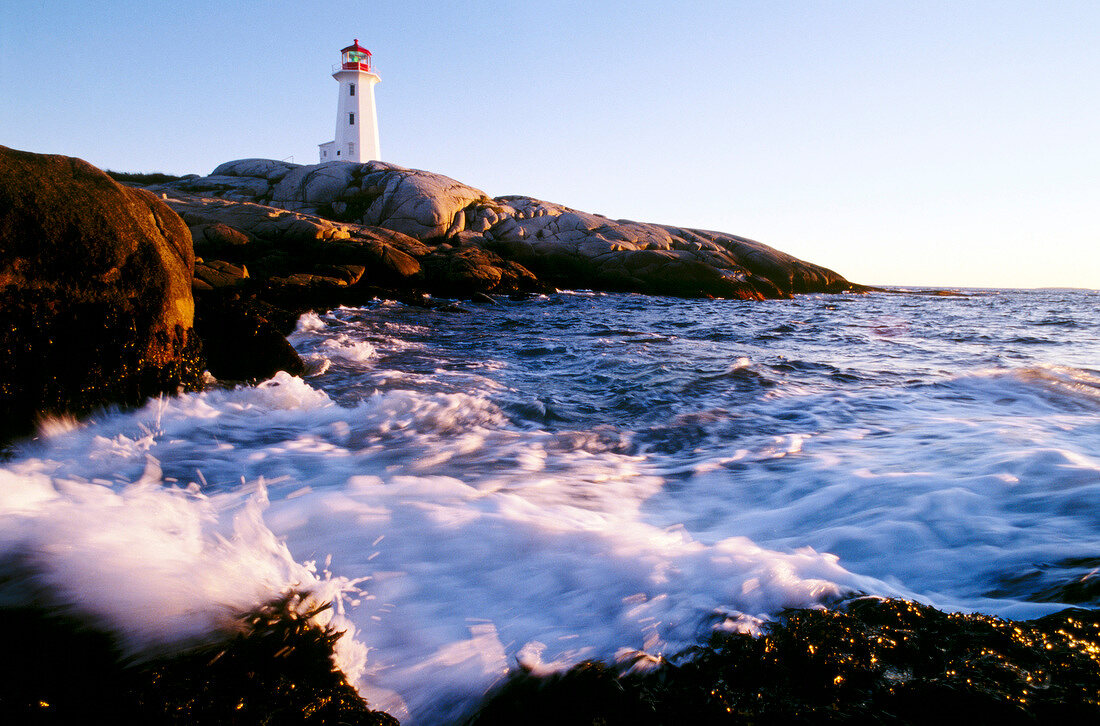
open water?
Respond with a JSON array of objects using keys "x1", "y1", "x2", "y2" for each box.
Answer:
[{"x1": 2, "y1": 288, "x2": 1099, "y2": 723}]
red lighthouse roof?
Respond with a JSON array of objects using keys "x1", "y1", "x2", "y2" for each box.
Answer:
[{"x1": 341, "y1": 39, "x2": 372, "y2": 56}]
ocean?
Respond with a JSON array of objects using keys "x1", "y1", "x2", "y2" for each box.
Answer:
[{"x1": 2, "y1": 287, "x2": 1099, "y2": 723}]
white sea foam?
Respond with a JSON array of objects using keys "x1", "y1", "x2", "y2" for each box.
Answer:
[{"x1": 265, "y1": 470, "x2": 888, "y2": 722}]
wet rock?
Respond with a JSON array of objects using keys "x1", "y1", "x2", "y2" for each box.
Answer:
[
  {"x1": 0, "y1": 145, "x2": 203, "y2": 443},
  {"x1": 314, "y1": 263, "x2": 367, "y2": 285},
  {"x1": 421, "y1": 246, "x2": 542, "y2": 295},
  {"x1": 269, "y1": 272, "x2": 348, "y2": 289},
  {"x1": 310, "y1": 237, "x2": 422, "y2": 284}
]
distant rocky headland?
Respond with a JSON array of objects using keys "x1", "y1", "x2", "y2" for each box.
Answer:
[{"x1": 0, "y1": 145, "x2": 862, "y2": 442}]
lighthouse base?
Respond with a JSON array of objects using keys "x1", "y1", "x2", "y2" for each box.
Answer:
[{"x1": 318, "y1": 141, "x2": 338, "y2": 162}]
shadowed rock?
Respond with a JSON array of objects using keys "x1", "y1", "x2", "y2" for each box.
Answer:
[
  {"x1": 0, "y1": 594, "x2": 398, "y2": 725},
  {"x1": 194, "y1": 259, "x2": 249, "y2": 290},
  {"x1": 194, "y1": 292, "x2": 305, "y2": 381}
]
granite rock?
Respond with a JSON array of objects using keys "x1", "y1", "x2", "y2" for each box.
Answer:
[{"x1": 148, "y1": 159, "x2": 859, "y2": 298}]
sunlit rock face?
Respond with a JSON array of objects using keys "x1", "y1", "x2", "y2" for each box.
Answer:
[
  {"x1": 152, "y1": 159, "x2": 860, "y2": 300},
  {"x1": 163, "y1": 194, "x2": 429, "y2": 292},
  {"x1": 0, "y1": 145, "x2": 203, "y2": 441}
]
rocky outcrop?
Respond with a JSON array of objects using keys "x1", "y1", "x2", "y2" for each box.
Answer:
[
  {"x1": 200, "y1": 158, "x2": 489, "y2": 240},
  {"x1": 0, "y1": 146, "x2": 204, "y2": 442},
  {"x1": 150, "y1": 159, "x2": 860, "y2": 300},
  {"x1": 152, "y1": 190, "x2": 541, "y2": 379}
]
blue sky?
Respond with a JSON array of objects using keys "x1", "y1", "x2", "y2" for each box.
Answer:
[{"x1": 2, "y1": 1, "x2": 1097, "y2": 289}]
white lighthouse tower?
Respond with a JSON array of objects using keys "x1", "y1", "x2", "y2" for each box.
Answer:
[{"x1": 318, "y1": 39, "x2": 380, "y2": 163}]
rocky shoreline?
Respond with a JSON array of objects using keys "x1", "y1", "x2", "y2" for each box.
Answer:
[
  {"x1": 152, "y1": 157, "x2": 866, "y2": 389},
  {"x1": 1, "y1": 146, "x2": 864, "y2": 443}
]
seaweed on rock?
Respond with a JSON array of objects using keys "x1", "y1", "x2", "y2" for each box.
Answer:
[
  {"x1": 467, "y1": 598, "x2": 1100, "y2": 725},
  {"x1": 0, "y1": 593, "x2": 397, "y2": 725}
]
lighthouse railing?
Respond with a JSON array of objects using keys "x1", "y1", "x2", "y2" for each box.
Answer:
[{"x1": 334, "y1": 62, "x2": 372, "y2": 73}]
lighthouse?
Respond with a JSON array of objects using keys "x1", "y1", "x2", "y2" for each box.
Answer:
[{"x1": 318, "y1": 39, "x2": 380, "y2": 163}]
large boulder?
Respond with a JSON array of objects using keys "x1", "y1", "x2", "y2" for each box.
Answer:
[
  {"x1": 152, "y1": 159, "x2": 489, "y2": 240},
  {"x1": 210, "y1": 157, "x2": 299, "y2": 182},
  {"x1": 0, "y1": 146, "x2": 203, "y2": 442},
  {"x1": 355, "y1": 162, "x2": 488, "y2": 238}
]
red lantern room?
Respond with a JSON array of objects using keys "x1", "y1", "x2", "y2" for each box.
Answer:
[{"x1": 340, "y1": 39, "x2": 372, "y2": 72}]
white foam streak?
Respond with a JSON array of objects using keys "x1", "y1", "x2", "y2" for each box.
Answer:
[{"x1": 266, "y1": 465, "x2": 892, "y2": 722}]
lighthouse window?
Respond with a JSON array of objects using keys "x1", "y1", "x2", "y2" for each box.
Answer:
[
  {"x1": 350, "y1": 84, "x2": 355, "y2": 96},
  {"x1": 349, "y1": 113, "x2": 355, "y2": 125}
]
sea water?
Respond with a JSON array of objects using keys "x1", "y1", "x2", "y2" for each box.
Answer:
[{"x1": 2, "y1": 288, "x2": 1098, "y2": 723}]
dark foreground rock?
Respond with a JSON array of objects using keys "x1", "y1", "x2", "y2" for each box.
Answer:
[
  {"x1": 0, "y1": 146, "x2": 204, "y2": 443},
  {"x1": 6, "y1": 596, "x2": 1097, "y2": 725},
  {"x1": 468, "y1": 599, "x2": 1100, "y2": 725},
  {"x1": 0, "y1": 595, "x2": 397, "y2": 725},
  {"x1": 149, "y1": 158, "x2": 863, "y2": 300}
]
